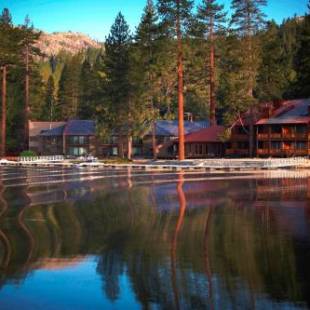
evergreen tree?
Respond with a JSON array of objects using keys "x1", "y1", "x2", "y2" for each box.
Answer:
[
  {"x1": 295, "y1": 2, "x2": 310, "y2": 97},
  {"x1": 43, "y1": 75, "x2": 56, "y2": 121},
  {"x1": 0, "y1": 8, "x2": 22, "y2": 156},
  {"x1": 256, "y1": 21, "x2": 289, "y2": 101},
  {"x1": 135, "y1": 0, "x2": 162, "y2": 158},
  {"x1": 20, "y1": 16, "x2": 42, "y2": 149},
  {"x1": 57, "y1": 54, "x2": 82, "y2": 120},
  {"x1": 103, "y1": 12, "x2": 133, "y2": 158},
  {"x1": 230, "y1": 0, "x2": 267, "y2": 156},
  {"x1": 157, "y1": 0, "x2": 194, "y2": 160},
  {"x1": 196, "y1": 0, "x2": 226, "y2": 125},
  {"x1": 78, "y1": 59, "x2": 99, "y2": 119}
]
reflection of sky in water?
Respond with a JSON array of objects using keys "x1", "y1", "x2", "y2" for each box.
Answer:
[
  {"x1": 0, "y1": 257, "x2": 141, "y2": 310},
  {"x1": 0, "y1": 166, "x2": 310, "y2": 309}
]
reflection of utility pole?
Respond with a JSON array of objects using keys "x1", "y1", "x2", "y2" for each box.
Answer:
[
  {"x1": 171, "y1": 172, "x2": 187, "y2": 310},
  {"x1": 1, "y1": 66, "x2": 7, "y2": 157},
  {"x1": 0, "y1": 177, "x2": 11, "y2": 268},
  {"x1": 204, "y1": 206, "x2": 214, "y2": 310}
]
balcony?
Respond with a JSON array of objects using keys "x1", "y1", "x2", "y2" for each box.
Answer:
[
  {"x1": 226, "y1": 149, "x2": 249, "y2": 156},
  {"x1": 257, "y1": 148, "x2": 308, "y2": 157},
  {"x1": 257, "y1": 133, "x2": 269, "y2": 140},
  {"x1": 230, "y1": 134, "x2": 249, "y2": 141}
]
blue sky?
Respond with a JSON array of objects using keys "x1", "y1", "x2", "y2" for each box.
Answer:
[{"x1": 1, "y1": 0, "x2": 309, "y2": 41}]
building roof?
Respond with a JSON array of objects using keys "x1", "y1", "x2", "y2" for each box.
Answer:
[
  {"x1": 64, "y1": 120, "x2": 96, "y2": 136},
  {"x1": 256, "y1": 99, "x2": 310, "y2": 125},
  {"x1": 185, "y1": 126, "x2": 225, "y2": 143},
  {"x1": 29, "y1": 121, "x2": 67, "y2": 137},
  {"x1": 40, "y1": 125, "x2": 66, "y2": 136},
  {"x1": 152, "y1": 120, "x2": 209, "y2": 137}
]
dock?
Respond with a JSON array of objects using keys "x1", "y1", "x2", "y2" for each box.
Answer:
[{"x1": 1, "y1": 157, "x2": 310, "y2": 172}]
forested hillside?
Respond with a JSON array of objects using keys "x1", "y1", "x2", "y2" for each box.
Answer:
[{"x1": 0, "y1": 0, "x2": 309, "y2": 155}]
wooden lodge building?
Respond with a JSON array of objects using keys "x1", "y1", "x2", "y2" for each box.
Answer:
[
  {"x1": 255, "y1": 99, "x2": 310, "y2": 157},
  {"x1": 29, "y1": 99, "x2": 310, "y2": 159}
]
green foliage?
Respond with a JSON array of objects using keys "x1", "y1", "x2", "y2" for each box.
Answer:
[{"x1": 20, "y1": 150, "x2": 37, "y2": 157}]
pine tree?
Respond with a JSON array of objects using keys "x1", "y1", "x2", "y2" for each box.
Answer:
[
  {"x1": 230, "y1": 0, "x2": 267, "y2": 156},
  {"x1": 57, "y1": 54, "x2": 82, "y2": 120},
  {"x1": 256, "y1": 21, "x2": 289, "y2": 101},
  {"x1": 135, "y1": 0, "x2": 162, "y2": 158},
  {"x1": 20, "y1": 16, "x2": 41, "y2": 149},
  {"x1": 0, "y1": 8, "x2": 22, "y2": 156},
  {"x1": 157, "y1": 0, "x2": 194, "y2": 160},
  {"x1": 78, "y1": 59, "x2": 99, "y2": 119},
  {"x1": 295, "y1": 2, "x2": 310, "y2": 97},
  {"x1": 43, "y1": 75, "x2": 56, "y2": 121},
  {"x1": 103, "y1": 12, "x2": 133, "y2": 158},
  {"x1": 197, "y1": 0, "x2": 226, "y2": 126}
]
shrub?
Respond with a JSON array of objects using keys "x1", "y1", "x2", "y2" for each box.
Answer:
[{"x1": 20, "y1": 150, "x2": 37, "y2": 157}]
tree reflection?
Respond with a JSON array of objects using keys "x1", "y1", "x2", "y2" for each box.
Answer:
[
  {"x1": 0, "y1": 169, "x2": 309, "y2": 308},
  {"x1": 170, "y1": 172, "x2": 187, "y2": 310}
]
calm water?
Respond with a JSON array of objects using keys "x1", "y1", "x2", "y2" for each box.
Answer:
[{"x1": 0, "y1": 166, "x2": 310, "y2": 310}]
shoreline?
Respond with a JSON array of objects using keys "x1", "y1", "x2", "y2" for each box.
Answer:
[{"x1": 1, "y1": 158, "x2": 310, "y2": 172}]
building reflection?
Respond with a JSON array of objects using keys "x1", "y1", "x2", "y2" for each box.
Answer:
[{"x1": 0, "y1": 167, "x2": 309, "y2": 308}]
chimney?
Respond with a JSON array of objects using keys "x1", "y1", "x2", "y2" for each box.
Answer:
[{"x1": 273, "y1": 99, "x2": 285, "y2": 110}]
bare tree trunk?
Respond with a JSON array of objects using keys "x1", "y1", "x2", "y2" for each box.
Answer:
[
  {"x1": 24, "y1": 45, "x2": 30, "y2": 150},
  {"x1": 1, "y1": 66, "x2": 7, "y2": 158},
  {"x1": 209, "y1": 18, "x2": 216, "y2": 126},
  {"x1": 127, "y1": 135, "x2": 132, "y2": 160},
  {"x1": 170, "y1": 173, "x2": 186, "y2": 310},
  {"x1": 176, "y1": 0, "x2": 185, "y2": 161},
  {"x1": 152, "y1": 121, "x2": 157, "y2": 160}
]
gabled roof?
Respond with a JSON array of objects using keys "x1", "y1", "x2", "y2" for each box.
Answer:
[
  {"x1": 29, "y1": 121, "x2": 67, "y2": 137},
  {"x1": 40, "y1": 125, "x2": 66, "y2": 136},
  {"x1": 64, "y1": 120, "x2": 96, "y2": 136},
  {"x1": 152, "y1": 120, "x2": 209, "y2": 137},
  {"x1": 185, "y1": 126, "x2": 225, "y2": 143},
  {"x1": 256, "y1": 99, "x2": 310, "y2": 125}
]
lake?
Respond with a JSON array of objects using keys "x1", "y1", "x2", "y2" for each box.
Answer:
[{"x1": 0, "y1": 166, "x2": 309, "y2": 309}]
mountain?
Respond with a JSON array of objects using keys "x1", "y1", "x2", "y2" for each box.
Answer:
[{"x1": 36, "y1": 31, "x2": 102, "y2": 56}]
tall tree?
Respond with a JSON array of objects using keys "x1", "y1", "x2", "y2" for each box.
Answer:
[
  {"x1": 20, "y1": 16, "x2": 41, "y2": 149},
  {"x1": 57, "y1": 53, "x2": 82, "y2": 120},
  {"x1": 103, "y1": 12, "x2": 133, "y2": 158},
  {"x1": 135, "y1": 0, "x2": 162, "y2": 158},
  {"x1": 43, "y1": 75, "x2": 56, "y2": 121},
  {"x1": 0, "y1": 8, "x2": 21, "y2": 156},
  {"x1": 295, "y1": 2, "x2": 310, "y2": 97},
  {"x1": 197, "y1": 0, "x2": 226, "y2": 126},
  {"x1": 256, "y1": 21, "x2": 289, "y2": 101},
  {"x1": 157, "y1": 0, "x2": 194, "y2": 160},
  {"x1": 230, "y1": 0, "x2": 267, "y2": 156}
]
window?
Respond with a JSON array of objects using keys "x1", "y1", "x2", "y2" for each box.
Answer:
[
  {"x1": 111, "y1": 147, "x2": 118, "y2": 156},
  {"x1": 133, "y1": 147, "x2": 142, "y2": 156},
  {"x1": 271, "y1": 142, "x2": 281, "y2": 150},
  {"x1": 296, "y1": 126, "x2": 307, "y2": 134},
  {"x1": 238, "y1": 142, "x2": 249, "y2": 149},
  {"x1": 296, "y1": 142, "x2": 306, "y2": 150},
  {"x1": 69, "y1": 147, "x2": 87, "y2": 156},
  {"x1": 271, "y1": 126, "x2": 282, "y2": 134},
  {"x1": 69, "y1": 136, "x2": 88, "y2": 145}
]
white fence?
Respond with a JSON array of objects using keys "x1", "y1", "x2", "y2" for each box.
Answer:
[{"x1": 18, "y1": 155, "x2": 65, "y2": 162}]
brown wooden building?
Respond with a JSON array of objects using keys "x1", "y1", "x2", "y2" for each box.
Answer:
[
  {"x1": 255, "y1": 99, "x2": 310, "y2": 157},
  {"x1": 29, "y1": 120, "x2": 97, "y2": 156},
  {"x1": 183, "y1": 126, "x2": 225, "y2": 158}
]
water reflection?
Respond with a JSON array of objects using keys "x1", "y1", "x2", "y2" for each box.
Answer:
[{"x1": 0, "y1": 166, "x2": 309, "y2": 309}]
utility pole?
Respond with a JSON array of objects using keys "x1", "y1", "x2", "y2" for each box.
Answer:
[
  {"x1": 176, "y1": 0, "x2": 185, "y2": 161},
  {"x1": 209, "y1": 15, "x2": 216, "y2": 126},
  {"x1": 1, "y1": 65, "x2": 7, "y2": 158},
  {"x1": 25, "y1": 44, "x2": 30, "y2": 150}
]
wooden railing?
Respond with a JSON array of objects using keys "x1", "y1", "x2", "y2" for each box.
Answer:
[
  {"x1": 257, "y1": 149, "x2": 308, "y2": 156},
  {"x1": 18, "y1": 155, "x2": 65, "y2": 162}
]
